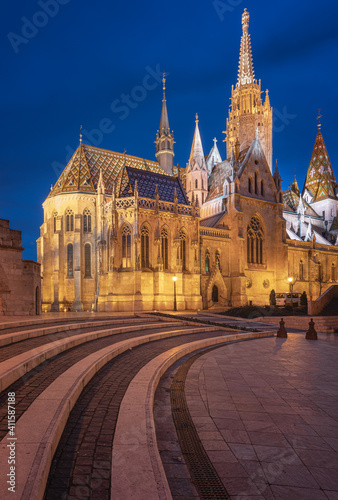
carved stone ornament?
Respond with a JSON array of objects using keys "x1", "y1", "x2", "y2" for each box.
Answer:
[
  {"x1": 263, "y1": 279, "x2": 270, "y2": 289},
  {"x1": 246, "y1": 277, "x2": 252, "y2": 288}
]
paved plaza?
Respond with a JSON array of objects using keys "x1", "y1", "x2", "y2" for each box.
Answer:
[{"x1": 0, "y1": 313, "x2": 337, "y2": 499}]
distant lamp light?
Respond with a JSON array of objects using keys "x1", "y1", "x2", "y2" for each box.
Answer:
[
  {"x1": 172, "y1": 275, "x2": 177, "y2": 282},
  {"x1": 288, "y1": 277, "x2": 293, "y2": 283}
]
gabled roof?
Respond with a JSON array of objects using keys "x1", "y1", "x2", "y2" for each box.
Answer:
[
  {"x1": 207, "y1": 148, "x2": 249, "y2": 202},
  {"x1": 200, "y1": 211, "x2": 227, "y2": 227},
  {"x1": 303, "y1": 129, "x2": 337, "y2": 202},
  {"x1": 49, "y1": 144, "x2": 176, "y2": 197},
  {"x1": 118, "y1": 166, "x2": 190, "y2": 205}
]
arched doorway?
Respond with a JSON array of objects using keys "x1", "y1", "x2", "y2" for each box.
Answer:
[
  {"x1": 35, "y1": 286, "x2": 40, "y2": 315},
  {"x1": 212, "y1": 285, "x2": 219, "y2": 303}
]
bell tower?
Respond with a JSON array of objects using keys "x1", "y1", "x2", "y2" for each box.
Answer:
[{"x1": 224, "y1": 9, "x2": 273, "y2": 171}]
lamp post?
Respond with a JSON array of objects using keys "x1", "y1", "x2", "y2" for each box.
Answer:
[
  {"x1": 288, "y1": 277, "x2": 294, "y2": 308},
  {"x1": 172, "y1": 274, "x2": 177, "y2": 311}
]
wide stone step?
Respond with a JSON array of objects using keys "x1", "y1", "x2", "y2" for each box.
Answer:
[
  {"x1": 0, "y1": 324, "x2": 221, "y2": 500},
  {"x1": 0, "y1": 321, "x2": 189, "y2": 392}
]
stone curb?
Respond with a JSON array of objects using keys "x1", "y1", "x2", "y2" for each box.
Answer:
[
  {"x1": 111, "y1": 331, "x2": 274, "y2": 500},
  {"x1": 0, "y1": 321, "x2": 188, "y2": 393},
  {"x1": 0, "y1": 325, "x2": 217, "y2": 500},
  {"x1": 0, "y1": 314, "x2": 135, "y2": 331}
]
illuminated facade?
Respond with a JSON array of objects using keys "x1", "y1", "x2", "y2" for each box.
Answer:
[{"x1": 38, "y1": 9, "x2": 338, "y2": 312}]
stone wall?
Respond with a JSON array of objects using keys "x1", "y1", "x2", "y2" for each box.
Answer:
[{"x1": 0, "y1": 219, "x2": 41, "y2": 315}]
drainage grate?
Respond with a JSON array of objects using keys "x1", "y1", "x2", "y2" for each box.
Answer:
[{"x1": 170, "y1": 349, "x2": 230, "y2": 500}]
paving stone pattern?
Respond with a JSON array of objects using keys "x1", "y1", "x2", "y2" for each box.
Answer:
[
  {"x1": 0, "y1": 324, "x2": 194, "y2": 441},
  {"x1": 45, "y1": 330, "x2": 227, "y2": 500},
  {"x1": 185, "y1": 333, "x2": 338, "y2": 499}
]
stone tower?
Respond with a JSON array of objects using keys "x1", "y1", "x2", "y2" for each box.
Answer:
[
  {"x1": 224, "y1": 9, "x2": 273, "y2": 171},
  {"x1": 186, "y1": 114, "x2": 208, "y2": 206},
  {"x1": 155, "y1": 73, "x2": 175, "y2": 175}
]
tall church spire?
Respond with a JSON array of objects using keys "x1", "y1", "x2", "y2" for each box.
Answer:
[
  {"x1": 155, "y1": 72, "x2": 174, "y2": 175},
  {"x1": 186, "y1": 114, "x2": 208, "y2": 206},
  {"x1": 237, "y1": 8, "x2": 255, "y2": 87},
  {"x1": 224, "y1": 9, "x2": 273, "y2": 171}
]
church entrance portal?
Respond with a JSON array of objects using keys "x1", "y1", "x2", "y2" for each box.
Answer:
[{"x1": 212, "y1": 285, "x2": 219, "y2": 303}]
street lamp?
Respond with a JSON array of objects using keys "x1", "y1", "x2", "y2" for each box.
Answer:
[
  {"x1": 288, "y1": 277, "x2": 294, "y2": 308},
  {"x1": 172, "y1": 274, "x2": 177, "y2": 311}
]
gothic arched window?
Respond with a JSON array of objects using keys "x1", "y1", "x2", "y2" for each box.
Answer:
[
  {"x1": 247, "y1": 216, "x2": 264, "y2": 264},
  {"x1": 67, "y1": 244, "x2": 73, "y2": 277},
  {"x1": 122, "y1": 225, "x2": 131, "y2": 268},
  {"x1": 66, "y1": 209, "x2": 74, "y2": 232},
  {"x1": 161, "y1": 227, "x2": 169, "y2": 270},
  {"x1": 83, "y1": 209, "x2": 92, "y2": 233},
  {"x1": 84, "y1": 243, "x2": 91, "y2": 277},
  {"x1": 179, "y1": 229, "x2": 187, "y2": 271},
  {"x1": 248, "y1": 177, "x2": 252, "y2": 193},
  {"x1": 53, "y1": 212, "x2": 58, "y2": 233},
  {"x1": 141, "y1": 225, "x2": 150, "y2": 268},
  {"x1": 255, "y1": 172, "x2": 258, "y2": 194},
  {"x1": 205, "y1": 250, "x2": 210, "y2": 273},
  {"x1": 299, "y1": 260, "x2": 304, "y2": 280},
  {"x1": 261, "y1": 180, "x2": 264, "y2": 197},
  {"x1": 195, "y1": 179, "x2": 198, "y2": 189}
]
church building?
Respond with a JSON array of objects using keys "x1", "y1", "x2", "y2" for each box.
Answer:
[{"x1": 37, "y1": 9, "x2": 338, "y2": 312}]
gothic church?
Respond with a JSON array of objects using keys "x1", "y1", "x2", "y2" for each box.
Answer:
[{"x1": 37, "y1": 9, "x2": 338, "y2": 312}]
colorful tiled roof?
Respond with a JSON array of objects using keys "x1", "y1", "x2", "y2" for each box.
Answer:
[
  {"x1": 119, "y1": 167, "x2": 190, "y2": 205},
  {"x1": 283, "y1": 188, "x2": 318, "y2": 217},
  {"x1": 49, "y1": 144, "x2": 177, "y2": 197},
  {"x1": 303, "y1": 130, "x2": 337, "y2": 202},
  {"x1": 330, "y1": 217, "x2": 338, "y2": 232}
]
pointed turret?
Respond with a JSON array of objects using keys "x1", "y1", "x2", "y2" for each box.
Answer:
[
  {"x1": 291, "y1": 176, "x2": 300, "y2": 196},
  {"x1": 185, "y1": 114, "x2": 208, "y2": 205},
  {"x1": 97, "y1": 168, "x2": 105, "y2": 195},
  {"x1": 205, "y1": 137, "x2": 222, "y2": 175},
  {"x1": 303, "y1": 118, "x2": 337, "y2": 203},
  {"x1": 188, "y1": 114, "x2": 207, "y2": 172},
  {"x1": 237, "y1": 8, "x2": 255, "y2": 86},
  {"x1": 155, "y1": 72, "x2": 174, "y2": 175},
  {"x1": 225, "y1": 9, "x2": 273, "y2": 171}
]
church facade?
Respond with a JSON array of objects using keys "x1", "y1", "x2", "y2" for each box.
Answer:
[{"x1": 37, "y1": 9, "x2": 338, "y2": 312}]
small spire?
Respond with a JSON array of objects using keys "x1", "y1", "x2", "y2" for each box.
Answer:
[
  {"x1": 79, "y1": 125, "x2": 83, "y2": 145},
  {"x1": 213, "y1": 137, "x2": 217, "y2": 147},
  {"x1": 317, "y1": 109, "x2": 322, "y2": 130},
  {"x1": 195, "y1": 113, "x2": 199, "y2": 124},
  {"x1": 237, "y1": 8, "x2": 255, "y2": 86}
]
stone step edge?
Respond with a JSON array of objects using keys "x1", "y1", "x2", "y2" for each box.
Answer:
[
  {"x1": 0, "y1": 317, "x2": 165, "y2": 348},
  {"x1": 0, "y1": 325, "x2": 219, "y2": 500},
  {"x1": 111, "y1": 330, "x2": 274, "y2": 500},
  {"x1": 0, "y1": 321, "x2": 190, "y2": 393},
  {"x1": 0, "y1": 314, "x2": 137, "y2": 332}
]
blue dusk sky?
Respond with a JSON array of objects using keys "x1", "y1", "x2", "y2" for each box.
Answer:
[{"x1": 1, "y1": 0, "x2": 338, "y2": 260}]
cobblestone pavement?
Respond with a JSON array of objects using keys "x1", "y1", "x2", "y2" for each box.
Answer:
[
  {"x1": 183, "y1": 332, "x2": 338, "y2": 499},
  {"x1": 45, "y1": 330, "x2": 228, "y2": 500},
  {"x1": 0, "y1": 323, "x2": 194, "y2": 440}
]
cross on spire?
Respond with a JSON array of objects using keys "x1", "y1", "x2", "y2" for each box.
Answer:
[
  {"x1": 162, "y1": 71, "x2": 166, "y2": 101},
  {"x1": 79, "y1": 125, "x2": 83, "y2": 145},
  {"x1": 317, "y1": 109, "x2": 322, "y2": 130}
]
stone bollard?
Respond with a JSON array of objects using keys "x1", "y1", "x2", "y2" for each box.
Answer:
[
  {"x1": 306, "y1": 318, "x2": 317, "y2": 340},
  {"x1": 277, "y1": 318, "x2": 287, "y2": 338}
]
